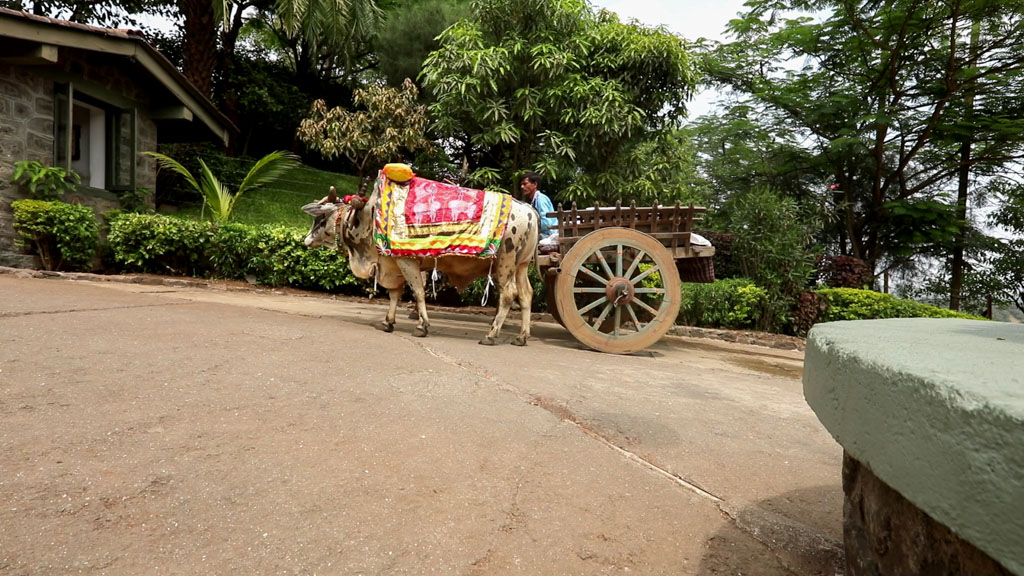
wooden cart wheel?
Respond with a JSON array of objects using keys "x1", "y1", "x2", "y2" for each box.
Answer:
[
  {"x1": 554, "y1": 228, "x2": 681, "y2": 354},
  {"x1": 542, "y1": 267, "x2": 565, "y2": 327}
]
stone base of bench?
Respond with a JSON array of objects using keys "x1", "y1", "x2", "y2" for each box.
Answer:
[{"x1": 842, "y1": 453, "x2": 1012, "y2": 576}]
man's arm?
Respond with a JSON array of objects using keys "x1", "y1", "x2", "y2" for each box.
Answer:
[{"x1": 535, "y1": 193, "x2": 558, "y2": 233}]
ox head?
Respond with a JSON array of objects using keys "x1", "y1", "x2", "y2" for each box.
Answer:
[
  {"x1": 301, "y1": 186, "x2": 370, "y2": 248},
  {"x1": 301, "y1": 186, "x2": 341, "y2": 248}
]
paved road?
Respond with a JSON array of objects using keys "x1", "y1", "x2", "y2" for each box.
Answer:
[{"x1": 0, "y1": 273, "x2": 843, "y2": 575}]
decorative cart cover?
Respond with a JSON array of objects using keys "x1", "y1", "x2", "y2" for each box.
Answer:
[{"x1": 373, "y1": 170, "x2": 512, "y2": 259}]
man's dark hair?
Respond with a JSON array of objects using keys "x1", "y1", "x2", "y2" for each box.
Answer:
[{"x1": 520, "y1": 172, "x2": 541, "y2": 186}]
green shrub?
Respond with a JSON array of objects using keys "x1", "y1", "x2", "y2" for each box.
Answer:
[
  {"x1": 11, "y1": 199, "x2": 98, "y2": 271},
  {"x1": 107, "y1": 213, "x2": 214, "y2": 276},
  {"x1": 817, "y1": 288, "x2": 986, "y2": 322},
  {"x1": 106, "y1": 214, "x2": 361, "y2": 293},
  {"x1": 10, "y1": 161, "x2": 81, "y2": 200},
  {"x1": 208, "y1": 222, "x2": 358, "y2": 292},
  {"x1": 677, "y1": 278, "x2": 769, "y2": 330}
]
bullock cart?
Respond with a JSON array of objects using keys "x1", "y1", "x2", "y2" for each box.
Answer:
[{"x1": 535, "y1": 202, "x2": 715, "y2": 355}]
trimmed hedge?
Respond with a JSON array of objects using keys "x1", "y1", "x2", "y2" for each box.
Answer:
[
  {"x1": 107, "y1": 213, "x2": 361, "y2": 294},
  {"x1": 12, "y1": 199, "x2": 98, "y2": 271},
  {"x1": 816, "y1": 288, "x2": 986, "y2": 322},
  {"x1": 676, "y1": 281, "x2": 986, "y2": 334}
]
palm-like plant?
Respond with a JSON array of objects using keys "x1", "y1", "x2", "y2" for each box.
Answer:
[{"x1": 145, "y1": 150, "x2": 299, "y2": 223}]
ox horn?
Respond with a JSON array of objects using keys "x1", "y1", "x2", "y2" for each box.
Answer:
[{"x1": 326, "y1": 186, "x2": 338, "y2": 204}]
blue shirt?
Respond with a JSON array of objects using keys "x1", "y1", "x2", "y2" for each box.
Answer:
[{"x1": 531, "y1": 190, "x2": 558, "y2": 239}]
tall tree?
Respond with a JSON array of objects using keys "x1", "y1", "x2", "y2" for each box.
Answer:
[
  {"x1": 703, "y1": 0, "x2": 1024, "y2": 284},
  {"x1": 420, "y1": 0, "x2": 698, "y2": 202},
  {"x1": 371, "y1": 0, "x2": 469, "y2": 89},
  {"x1": 179, "y1": 0, "x2": 217, "y2": 96},
  {"x1": 252, "y1": 0, "x2": 383, "y2": 91}
]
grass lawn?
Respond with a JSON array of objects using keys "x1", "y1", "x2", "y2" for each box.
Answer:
[{"x1": 160, "y1": 159, "x2": 363, "y2": 229}]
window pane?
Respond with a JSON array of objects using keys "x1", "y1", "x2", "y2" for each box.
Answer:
[{"x1": 109, "y1": 108, "x2": 135, "y2": 190}]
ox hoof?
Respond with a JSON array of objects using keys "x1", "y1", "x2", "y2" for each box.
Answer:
[
  {"x1": 413, "y1": 326, "x2": 428, "y2": 338},
  {"x1": 512, "y1": 336, "x2": 528, "y2": 347},
  {"x1": 374, "y1": 322, "x2": 395, "y2": 333},
  {"x1": 479, "y1": 336, "x2": 496, "y2": 346}
]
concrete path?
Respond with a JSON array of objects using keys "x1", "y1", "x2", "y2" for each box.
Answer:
[{"x1": 0, "y1": 274, "x2": 843, "y2": 575}]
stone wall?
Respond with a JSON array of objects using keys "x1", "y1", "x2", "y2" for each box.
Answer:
[
  {"x1": 0, "y1": 62, "x2": 54, "y2": 267},
  {"x1": 0, "y1": 49, "x2": 159, "y2": 269},
  {"x1": 842, "y1": 453, "x2": 1012, "y2": 576}
]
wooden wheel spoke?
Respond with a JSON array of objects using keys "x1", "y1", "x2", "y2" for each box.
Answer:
[
  {"x1": 595, "y1": 249, "x2": 614, "y2": 279},
  {"x1": 631, "y1": 265, "x2": 660, "y2": 285},
  {"x1": 578, "y1": 265, "x2": 608, "y2": 285},
  {"x1": 626, "y1": 302, "x2": 646, "y2": 331},
  {"x1": 634, "y1": 288, "x2": 666, "y2": 295},
  {"x1": 632, "y1": 297, "x2": 660, "y2": 317},
  {"x1": 577, "y1": 296, "x2": 608, "y2": 315},
  {"x1": 573, "y1": 287, "x2": 607, "y2": 293},
  {"x1": 615, "y1": 244, "x2": 623, "y2": 277},
  {"x1": 591, "y1": 303, "x2": 613, "y2": 329},
  {"x1": 623, "y1": 250, "x2": 646, "y2": 280},
  {"x1": 613, "y1": 306, "x2": 622, "y2": 336}
]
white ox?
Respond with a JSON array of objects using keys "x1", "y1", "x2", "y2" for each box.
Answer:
[{"x1": 301, "y1": 186, "x2": 540, "y2": 345}]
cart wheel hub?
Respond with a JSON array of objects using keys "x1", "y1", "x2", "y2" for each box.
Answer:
[{"x1": 606, "y1": 278, "x2": 635, "y2": 306}]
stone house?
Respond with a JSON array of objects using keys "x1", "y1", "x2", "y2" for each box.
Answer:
[{"x1": 0, "y1": 7, "x2": 234, "y2": 268}]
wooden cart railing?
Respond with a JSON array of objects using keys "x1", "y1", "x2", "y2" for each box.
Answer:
[{"x1": 538, "y1": 201, "x2": 714, "y2": 266}]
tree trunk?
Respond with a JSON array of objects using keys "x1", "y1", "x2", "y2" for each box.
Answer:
[
  {"x1": 949, "y1": 20, "x2": 980, "y2": 312},
  {"x1": 180, "y1": 0, "x2": 217, "y2": 97}
]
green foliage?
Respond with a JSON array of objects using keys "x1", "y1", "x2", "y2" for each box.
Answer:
[
  {"x1": 107, "y1": 213, "x2": 363, "y2": 293},
  {"x1": 107, "y1": 213, "x2": 214, "y2": 276},
  {"x1": 10, "y1": 161, "x2": 81, "y2": 200},
  {"x1": 222, "y1": 48, "x2": 312, "y2": 158},
  {"x1": 145, "y1": 150, "x2": 299, "y2": 223},
  {"x1": 298, "y1": 79, "x2": 431, "y2": 191},
  {"x1": 11, "y1": 199, "x2": 98, "y2": 271},
  {"x1": 421, "y1": 0, "x2": 698, "y2": 201},
  {"x1": 984, "y1": 185, "x2": 1024, "y2": 313},
  {"x1": 207, "y1": 222, "x2": 358, "y2": 291},
  {"x1": 817, "y1": 288, "x2": 986, "y2": 322},
  {"x1": 721, "y1": 186, "x2": 819, "y2": 331},
  {"x1": 250, "y1": 0, "x2": 383, "y2": 88},
  {"x1": 117, "y1": 187, "x2": 153, "y2": 213},
  {"x1": 686, "y1": 107, "x2": 825, "y2": 215},
  {"x1": 677, "y1": 278, "x2": 768, "y2": 330},
  {"x1": 702, "y1": 0, "x2": 1024, "y2": 281},
  {"x1": 373, "y1": 0, "x2": 470, "y2": 89}
]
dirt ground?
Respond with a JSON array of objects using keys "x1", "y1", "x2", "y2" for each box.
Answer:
[{"x1": 0, "y1": 271, "x2": 844, "y2": 575}]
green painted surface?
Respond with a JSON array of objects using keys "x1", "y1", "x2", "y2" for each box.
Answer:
[{"x1": 803, "y1": 318, "x2": 1024, "y2": 574}]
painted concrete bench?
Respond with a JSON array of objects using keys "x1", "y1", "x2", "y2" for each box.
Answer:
[{"x1": 803, "y1": 318, "x2": 1022, "y2": 575}]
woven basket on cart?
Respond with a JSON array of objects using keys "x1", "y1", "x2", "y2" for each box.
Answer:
[{"x1": 677, "y1": 257, "x2": 715, "y2": 283}]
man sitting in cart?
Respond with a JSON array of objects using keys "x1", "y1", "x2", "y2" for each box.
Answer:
[{"x1": 519, "y1": 172, "x2": 557, "y2": 240}]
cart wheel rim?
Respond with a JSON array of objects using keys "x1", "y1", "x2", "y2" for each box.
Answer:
[{"x1": 554, "y1": 227, "x2": 681, "y2": 354}]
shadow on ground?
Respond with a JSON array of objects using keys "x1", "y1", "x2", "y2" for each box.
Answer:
[{"x1": 699, "y1": 485, "x2": 844, "y2": 576}]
